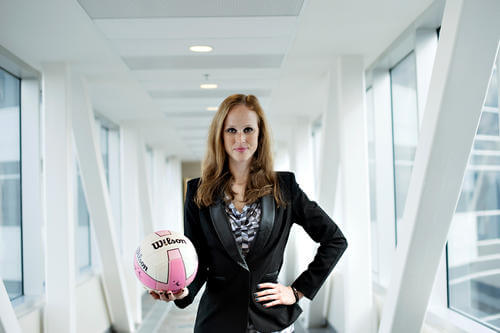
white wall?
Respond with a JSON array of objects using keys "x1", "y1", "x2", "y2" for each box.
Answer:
[{"x1": 75, "y1": 276, "x2": 111, "y2": 333}]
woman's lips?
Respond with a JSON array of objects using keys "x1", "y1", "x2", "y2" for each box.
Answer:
[{"x1": 235, "y1": 148, "x2": 247, "y2": 152}]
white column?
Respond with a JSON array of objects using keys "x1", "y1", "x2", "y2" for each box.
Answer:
[
  {"x1": 121, "y1": 126, "x2": 144, "y2": 324},
  {"x1": 338, "y1": 56, "x2": 374, "y2": 333},
  {"x1": 152, "y1": 150, "x2": 166, "y2": 230},
  {"x1": 137, "y1": 139, "x2": 154, "y2": 236},
  {"x1": 43, "y1": 63, "x2": 76, "y2": 333},
  {"x1": 378, "y1": 1, "x2": 500, "y2": 332},
  {"x1": 163, "y1": 156, "x2": 183, "y2": 233},
  {"x1": 71, "y1": 75, "x2": 134, "y2": 332},
  {"x1": 20, "y1": 79, "x2": 45, "y2": 297}
]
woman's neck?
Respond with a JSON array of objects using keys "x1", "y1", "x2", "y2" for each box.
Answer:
[{"x1": 229, "y1": 160, "x2": 250, "y2": 185}]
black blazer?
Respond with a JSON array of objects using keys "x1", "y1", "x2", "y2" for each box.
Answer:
[{"x1": 174, "y1": 171, "x2": 347, "y2": 333}]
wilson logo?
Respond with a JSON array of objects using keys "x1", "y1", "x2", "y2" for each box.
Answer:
[
  {"x1": 151, "y1": 237, "x2": 187, "y2": 250},
  {"x1": 136, "y1": 248, "x2": 148, "y2": 272}
]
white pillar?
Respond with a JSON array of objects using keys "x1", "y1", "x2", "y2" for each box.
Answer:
[
  {"x1": 121, "y1": 126, "x2": 144, "y2": 324},
  {"x1": 338, "y1": 56, "x2": 374, "y2": 333},
  {"x1": 71, "y1": 75, "x2": 134, "y2": 332},
  {"x1": 43, "y1": 63, "x2": 76, "y2": 333},
  {"x1": 21, "y1": 79, "x2": 45, "y2": 297},
  {"x1": 163, "y1": 156, "x2": 183, "y2": 233},
  {"x1": 379, "y1": 1, "x2": 500, "y2": 332},
  {"x1": 137, "y1": 139, "x2": 154, "y2": 236}
]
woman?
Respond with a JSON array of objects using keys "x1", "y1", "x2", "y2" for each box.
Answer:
[{"x1": 150, "y1": 94, "x2": 348, "y2": 333}]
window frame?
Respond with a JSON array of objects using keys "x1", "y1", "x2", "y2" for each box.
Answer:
[{"x1": 0, "y1": 45, "x2": 44, "y2": 310}]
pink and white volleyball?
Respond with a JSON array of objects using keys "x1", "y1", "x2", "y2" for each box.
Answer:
[{"x1": 134, "y1": 230, "x2": 198, "y2": 293}]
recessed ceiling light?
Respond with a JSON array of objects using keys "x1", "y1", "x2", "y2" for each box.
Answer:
[
  {"x1": 189, "y1": 45, "x2": 213, "y2": 53},
  {"x1": 206, "y1": 107, "x2": 218, "y2": 111},
  {"x1": 200, "y1": 83, "x2": 218, "y2": 89}
]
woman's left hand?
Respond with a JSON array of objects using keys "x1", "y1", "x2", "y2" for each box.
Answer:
[{"x1": 254, "y1": 283, "x2": 302, "y2": 307}]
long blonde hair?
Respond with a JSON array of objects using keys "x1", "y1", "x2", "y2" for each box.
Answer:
[{"x1": 195, "y1": 94, "x2": 286, "y2": 208}]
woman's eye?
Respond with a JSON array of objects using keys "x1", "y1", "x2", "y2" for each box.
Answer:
[
  {"x1": 226, "y1": 128, "x2": 236, "y2": 133},
  {"x1": 244, "y1": 127, "x2": 253, "y2": 133}
]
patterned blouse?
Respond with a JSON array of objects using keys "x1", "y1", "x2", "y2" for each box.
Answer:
[{"x1": 223, "y1": 196, "x2": 294, "y2": 333}]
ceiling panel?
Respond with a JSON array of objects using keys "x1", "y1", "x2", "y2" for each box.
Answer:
[
  {"x1": 131, "y1": 68, "x2": 282, "y2": 82},
  {"x1": 78, "y1": 0, "x2": 304, "y2": 19},
  {"x1": 123, "y1": 54, "x2": 284, "y2": 70},
  {"x1": 94, "y1": 17, "x2": 297, "y2": 39}
]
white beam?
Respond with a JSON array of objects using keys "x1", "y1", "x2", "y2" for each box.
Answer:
[
  {"x1": 338, "y1": 56, "x2": 374, "y2": 333},
  {"x1": 322, "y1": 60, "x2": 347, "y2": 332},
  {"x1": 71, "y1": 75, "x2": 134, "y2": 332},
  {"x1": 415, "y1": 28, "x2": 439, "y2": 128},
  {"x1": 379, "y1": 0, "x2": 500, "y2": 332},
  {"x1": 0, "y1": 280, "x2": 21, "y2": 333},
  {"x1": 311, "y1": 66, "x2": 342, "y2": 329},
  {"x1": 43, "y1": 63, "x2": 76, "y2": 333}
]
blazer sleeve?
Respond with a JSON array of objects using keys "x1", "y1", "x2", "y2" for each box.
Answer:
[
  {"x1": 289, "y1": 172, "x2": 348, "y2": 300},
  {"x1": 174, "y1": 179, "x2": 208, "y2": 309}
]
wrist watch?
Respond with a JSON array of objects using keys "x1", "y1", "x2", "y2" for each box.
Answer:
[{"x1": 291, "y1": 286, "x2": 300, "y2": 303}]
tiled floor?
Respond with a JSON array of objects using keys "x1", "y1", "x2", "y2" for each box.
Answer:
[{"x1": 139, "y1": 288, "x2": 336, "y2": 333}]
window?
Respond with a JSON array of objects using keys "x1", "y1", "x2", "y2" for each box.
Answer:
[
  {"x1": 74, "y1": 151, "x2": 91, "y2": 273},
  {"x1": 366, "y1": 87, "x2": 379, "y2": 279},
  {"x1": 447, "y1": 62, "x2": 500, "y2": 331},
  {"x1": 0, "y1": 67, "x2": 23, "y2": 300},
  {"x1": 390, "y1": 52, "x2": 419, "y2": 246},
  {"x1": 99, "y1": 120, "x2": 122, "y2": 252}
]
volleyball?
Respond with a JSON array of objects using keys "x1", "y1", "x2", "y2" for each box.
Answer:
[{"x1": 134, "y1": 230, "x2": 198, "y2": 293}]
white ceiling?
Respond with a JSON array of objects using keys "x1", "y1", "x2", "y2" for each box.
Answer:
[{"x1": 0, "y1": 0, "x2": 439, "y2": 161}]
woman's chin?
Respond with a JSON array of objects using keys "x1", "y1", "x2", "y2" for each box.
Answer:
[{"x1": 230, "y1": 154, "x2": 252, "y2": 164}]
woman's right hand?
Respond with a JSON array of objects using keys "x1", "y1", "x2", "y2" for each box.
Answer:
[{"x1": 149, "y1": 288, "x2": 189, "y2": 302}]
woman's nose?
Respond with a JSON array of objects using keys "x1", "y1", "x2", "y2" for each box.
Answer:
[{"x1": 236, "y1": 132, "x2": 246, "y2": 143}]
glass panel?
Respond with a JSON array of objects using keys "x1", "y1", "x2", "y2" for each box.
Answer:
[
  {"x1": 448, "y1": 62, "x2": 500, "y2": 331},
  {"x1": 0, "y1": 68, "x2": 22, "y2": 300},
  {"x1": 390, "y1": 52, "x2": 419, "y2": 245},
  {"x1": 75, "y1": 159, "x2": 91, "y2": 273},
  {"x1": 100, "y1": 126, "x2": 109, "y2": 187},
  {"x1": 102, "y1": 125, "x2": 122, "y2": 252}
]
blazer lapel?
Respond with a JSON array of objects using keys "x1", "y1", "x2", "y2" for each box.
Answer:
[
  {"x1": 209, "y1": 197, "x2": 249, "y2": 271},
  {"x1": 246, "y1": 194, "x2": 275, "y2": 264}
]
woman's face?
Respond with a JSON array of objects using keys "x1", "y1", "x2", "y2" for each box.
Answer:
[{"x1": 222, "y1": 104, "x2": 260, "y2": 166}]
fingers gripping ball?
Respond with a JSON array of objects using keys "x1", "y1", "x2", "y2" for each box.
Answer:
[{"x1": 134, "y1": 230, "x2": 198, "y2": 293}]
